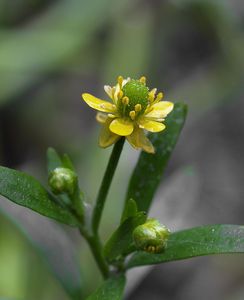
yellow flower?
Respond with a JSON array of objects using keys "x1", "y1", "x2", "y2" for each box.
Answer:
[{"x1": 82, "y1": 76, "x2": 174, "y2": 153}]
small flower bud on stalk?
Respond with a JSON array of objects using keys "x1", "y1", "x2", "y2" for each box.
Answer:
[
  {"x1": 133, "y1": 219, "x2": 170, "y2": 253},
  {"x1": 48, "y1": 167, "x2": 77, "y2": 196}
]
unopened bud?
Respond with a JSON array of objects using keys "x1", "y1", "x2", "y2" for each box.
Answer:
[
  {"x1": 48, "y1": 167, "x2": 77, "y2": 195},
  {"x1": 133, "y1": 219, "x2": 170, "y2": 253}
]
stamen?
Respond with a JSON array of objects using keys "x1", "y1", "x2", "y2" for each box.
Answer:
[
  {"x1": 118, "y1": 90, "x2": 123, "y2": 99},
  {"x1": 148, "y1": 88, "x2": 157, "y2": 102},
  {"x1": 111, "y1": 86, "x2": 116, "y2": 99},
  {"x1": 135, "y1": 104, "x2": 142, "y2": 112},
  {"x1": 129, "y1": 110, "x2": 136, "y2": 120},
  {"x1": 122, "y1": 96, "x2": 129, "y2": 105},
  {"x1": 139, "y1": 76, "x2": 146, "y2": 85},
  {"x1": 117, "y1": 76, "x2": 124, "y2": 87},
  {"x1": 155, "y1": 92, "x2": 163, "y2": 102}
]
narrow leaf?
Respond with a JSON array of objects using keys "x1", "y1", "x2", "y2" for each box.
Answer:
[
  {"x1": 62, "y1": 153, "x2": 75, "y2": 171},
  {"x1": 0, "y1": 166, "x2": 79, "y2": 226},
  {"x1": 47, "y1": 147, "x2": 63, "y2": 174},
  {"x1": 86, "y1": 275, "x2": 126, "y2": 300},
  {"x1": 0, "y1": 204, "x2": 83, "y2": 299},
  {"x1": 104, "y1": 212, "x2": 147, "y2": 262},
  {"x1": 47, "y1": 147, "x2": 76, "y2": 172},
  {"x1": 120, "y1": 198, "x2": 138, "y2": 224},
  {"x1": 127, "y1": 225, "x2": 244, "y2": 268},
  {"x1": 125, "y1": 103, "x2": 187, "y2": 212}
]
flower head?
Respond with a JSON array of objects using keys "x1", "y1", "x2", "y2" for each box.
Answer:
[{"x1": 82, "y1": 76, "x2": 174, "y2": 153}]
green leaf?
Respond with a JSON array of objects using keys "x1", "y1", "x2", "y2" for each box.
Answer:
[
  {"x1": 86, "y1": 275, "x2": 126, "y2": 300},
  {"x1": 120, "y1": 198, "x2": 138, "y2": 223},
  {"x1": 0, "y1": 206, "x2": 83, "y2": 299},
  {"x1": 47, "y1": 147, "x2": 63, "y2": 174},
  {"x1": 127, "y1": 225, "x2": 244, "y2": 269},
  {"x1": 62, "y1": 153, "x2": 75, "y2": 171},
  {"x1": 124, "y1": 103, "x2": 187, "y2": 213},
  {"x1": 0, "y1": 166, "x2": 79, "y2": 226},
  {"x1": 104, "y1": 212, "x2": 147, "y2": 262}
]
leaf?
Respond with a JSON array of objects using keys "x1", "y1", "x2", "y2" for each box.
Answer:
[
  {"x1": 120, "y1": 198, "x2": 138, "y2": 223},
  {"x1": 62, "y1": 153, "x2": 75, "y2": 171},
  {"x1": 104, "y1": 212, "x2": 147, "y2": 262},
  {"x1": 0, "y1": 204, "x2": 83, "y2": 299},
  {"x1": 127, "y1": 225, "x2": 244, "y2": 269},
  {"x1": 47, "y1": 147, "x2": 76, "y2": 173},
  {"x1": 47, "y1": 147, "x2": 63, "y2": 174},
  {"x1": 86, "y1": 275, "x2": 126, "y2": 300},
  {"x1": 124, "y1": 103, "x2": 187, "y2": 213},
  {"x1": 0, "y1": 166, "x2": 79, "y2": 226}
]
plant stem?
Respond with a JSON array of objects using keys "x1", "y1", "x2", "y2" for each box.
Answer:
[
  {"x1": 69, "y1": 182, "x2": 84, "y2": 224},
  {"x1": 86, "y1": 235, "x2": 109, "y2": 278},
  {"x1": 79, "y1": 227, "x2": 109, "y2": 278},
  {"x1": 92, "y1": 138, "x2": 125, "y2": 234},
  {"x1": 78, "y1": 138, "x2": 125, "y2": 278}
]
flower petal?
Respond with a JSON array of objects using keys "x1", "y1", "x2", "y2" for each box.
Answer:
[
  {"x1": 82, "y1": 93, "x2": 116, "y2": 113},
  {"x1": 139, "y1": 119, "x2": 166, "y2": 132},
  {"x1": 104, "y1": 85, "x2": 113, "y2": 99},
  {"x1": 99, "y1": 119, "x2": 120, "y2": 148},
  {"x1": 96, "y1": 112, "x2": 108, "y2": 124},
  {"x1": 127, "y1": 127, "x2": 155, "y2": 154},
  {"x1": 122, "y1": 77, "x2": 131, "y2": 87},
  {"x1": 145, "y1": 101, "x2": 174, "y2": 119},
  {"x1": 109, "y1": 118, "x2": 134, "y2": 136}
]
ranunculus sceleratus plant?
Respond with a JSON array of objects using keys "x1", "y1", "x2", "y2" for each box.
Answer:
[{"x1": 0, "y1": 76, "x2": 243, "y2": 299}]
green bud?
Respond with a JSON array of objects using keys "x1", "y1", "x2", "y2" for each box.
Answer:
[
  {"x1": 133, "y1": 219, "x2": 170, "y2": 253},
  {"x1": 48, "y1": 167, "x2": 77, "y2": 195}
]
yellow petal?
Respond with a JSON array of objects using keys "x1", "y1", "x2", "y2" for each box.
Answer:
[
  {"x1": 127, "y1": 127, "x2": 155, "y2": 154},
  {"x1": 99, "y1": 120, "x2": 120, "y2": 148},
  {"x1": 96, "y1": 112, "x2": 108, "y2": 124},
  {"x1": 145, "y1": 101, "x2": 174, "y2": 119},
  {"x1": 109, "y1": 118, "x2": 134, "y2": 136},
  {"x1": 122, "y1": 77, "x2": 131, "y2": 87},
  {"x1": 139, "y1": 119, "x2": 166, "y2": 132},
  {"x1": 82, "y1": 93, "x2": 116, "y2": 113},
  {"x1": 104, "y1": 85, "x2": 113, "y2": 98}
]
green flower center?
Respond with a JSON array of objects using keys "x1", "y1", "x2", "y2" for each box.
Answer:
[{"x1": 119, "y1": 79, "x2": 149, "y2": 117}]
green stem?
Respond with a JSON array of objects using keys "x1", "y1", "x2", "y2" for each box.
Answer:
[
  {"x1": 92, "y1": 138, "x2": 125, "y2": 234},
  {"x1": 71, "y1": 184, "x2": 84, "y2": 223},
  {"x1": 86, "y1": 235, "x2": 109, "y2": 278},
  {"x1": 79, "y1": 227, "x2": 109, "y2": 278}
]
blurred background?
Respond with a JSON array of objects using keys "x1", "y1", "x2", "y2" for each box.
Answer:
[{"x1": 0, "y1": 0, "x2": 244, "y2": 299}]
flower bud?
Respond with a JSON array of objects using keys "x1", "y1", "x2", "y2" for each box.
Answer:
[
  {"x1": 48, "y1": 167, "x2": 77, "y2": 195},
  {"x1": 133, "y1": 219, "x2": 170, "y2": 253}
]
